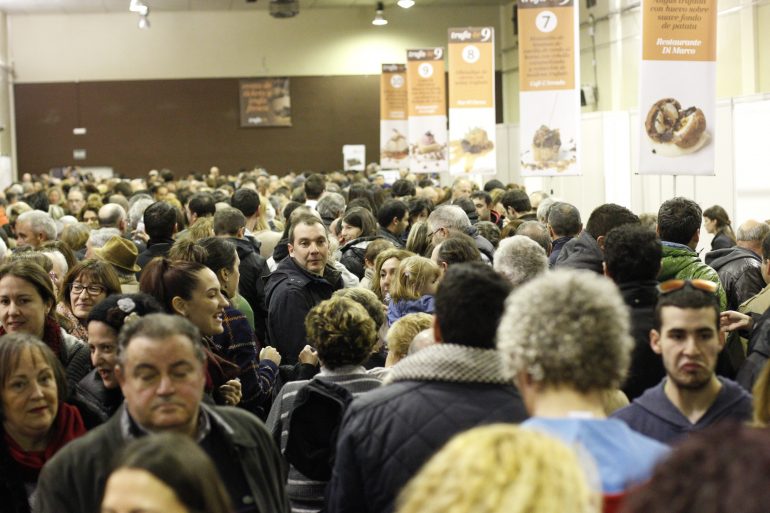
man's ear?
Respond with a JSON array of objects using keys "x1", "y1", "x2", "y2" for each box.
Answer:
[
  {"x1": 547, "y1": 224, "x2": 556, "y2": 239},
  {"x1": 650, "y1": 329, "x2": 662, "y2": 354},
  {"x1": 237, "y1": 227, "x2": 245, "y2": 238},
  {"x1": 115, "y1": 365, "x2": 125, "y2": 388},
  {"x1": 288, "y1": 242, "x2": 295, "y2": 258},
  {"x1": 171, "y1": 296, "x2": 187, "y2": 317},
  {"x1": 602, "y1": 261, "x2": 611, "y2": 278},
  {"x1": 432, "y1": 315, "x2": 443, "y2": 344},
  {"x1": 597, "y1": 235, "x2": 606, "y2": 252}
]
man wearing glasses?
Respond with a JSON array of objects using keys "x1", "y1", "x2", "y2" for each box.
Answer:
[{"x1": 612, "y1": 280, "x2": 752, "y2": 445}]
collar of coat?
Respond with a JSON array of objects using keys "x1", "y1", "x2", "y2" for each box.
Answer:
[{"x1": 384, "y1": 343, "x2": 509, "y2": 385}]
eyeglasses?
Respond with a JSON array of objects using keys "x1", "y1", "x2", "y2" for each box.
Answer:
[
  {"x1": 430, "y1": 227, "x2": 444, "y2": 238},
  {"x1": 71, "y1": 283, "x2": 107, "y2": 296},
  {"x1": 657, "y1": 279, "x2": 718, "y2": 296}
]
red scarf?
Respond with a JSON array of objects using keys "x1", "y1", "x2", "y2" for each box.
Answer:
[
  {"x1": 0, "y1": 317, "x2": 63, "y2": 358},
  {"x1": 4, "y1": 402, "x2": 86, "y2": 481}
]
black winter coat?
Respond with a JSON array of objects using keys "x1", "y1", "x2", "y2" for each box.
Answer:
[
  {"x1": 0, "y1": 436, "x2": 29, "y2": 513},
  {"x1": 229, "y1": 237, "x2": 270, "y2": 343},
  {"x1": 264, "y1": 257, "x2": 343, "y2": 364},
  {"x1": 73, "y1": 369, "x2": 124, "y2": 429},
  {"x1": 339, "y1": 236, "x2": 378, "y2": 280},
  {"x1": 706, "y1": 246, "x2": 764, "y2": 311},
  {"x1": 326, "y1": 345, "x2": 528, "y2": 513},
  {"x1": 619, "y1": 281, "x2": 665, "y2": 400}
]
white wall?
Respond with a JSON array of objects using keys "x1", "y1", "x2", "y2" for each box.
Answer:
[{"x1": 7, "y1": 7, "x2": 503, "y2": 82}]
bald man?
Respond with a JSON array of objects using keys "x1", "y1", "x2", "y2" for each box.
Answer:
[{"x1": 706, "y1": 219, "x2": 770, "y2": 310}]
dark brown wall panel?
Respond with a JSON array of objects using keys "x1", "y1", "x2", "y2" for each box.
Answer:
[
  {"x1": 15, "y1": 73, "x2": 504, "y2": 179},
  {"x1": 15, "y1": 76, "x2": 381, "y2": 178}
]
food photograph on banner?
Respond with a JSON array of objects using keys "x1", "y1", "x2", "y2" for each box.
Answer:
[
  {"x1": 448, "y1": 27, "x2": 496, "y2": 176},
  {"x1": 517, "y1": 0, "x2": 580, "y2": 177},
  {"x1": 380, "y1": 64, "x2": 410, "y2": 170},
  {"x1": 638, "y1": 0, "x2": 717, "y2": 175},
  {"x1": 407, "y1": 48, "x2": 448, "y2": 174},
  {"x1": 239, "y1": 78, "x2": 291, "y2": 127}
]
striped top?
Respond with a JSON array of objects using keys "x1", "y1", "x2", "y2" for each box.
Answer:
[{"x1": 266, "y1": 366, "x2": 383, "y2": 513}]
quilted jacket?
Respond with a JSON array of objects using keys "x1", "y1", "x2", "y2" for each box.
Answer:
[{"x1": 325, "y1": 344, "x2": 528, "y2": 513}]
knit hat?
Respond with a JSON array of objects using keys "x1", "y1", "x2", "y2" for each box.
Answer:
[{"x1": 94, "y1": 236, "x2": 141, "y2": 273}]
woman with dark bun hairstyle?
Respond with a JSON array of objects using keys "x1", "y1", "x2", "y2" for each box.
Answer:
[
  {"x1": 167, "y1": 238, "x2": 281, "y2": 419},
  {"x1": 73, "y1": 293, "x2": 164, "y2": 428},
  {"x1": 139, "y1": 257, "x2": 243, "y2": 409},
  {"x1": 101, "y1": 433, "x2": 231, "y2": 513}
]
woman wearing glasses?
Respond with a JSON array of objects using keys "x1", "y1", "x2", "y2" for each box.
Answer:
[
  {"x1": 56, "y1": 260, "x2": 121, "y2": 343},
  {"x1": 0, "y1": 260, "x2": 91, "y2": 396}
]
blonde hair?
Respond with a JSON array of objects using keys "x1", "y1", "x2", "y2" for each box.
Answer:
[
  {"x1": 390, "y1": 256, "x2": 440, "y2": 302},
  {"x1": 386, "y1": 313, "x2": 433, "y2": 361},
  {"x1": 184, "y1": 217, "x2": 214, "y2": 241},
  {"x1": 396, "y1": 424, "x2": 598, "y2": 513}
]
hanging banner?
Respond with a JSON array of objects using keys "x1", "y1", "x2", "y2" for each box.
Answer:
[
  {"x1": 638, "y1": 0, "x2": 716, "y2": 175},
  {"x1": 517, "y1": 0, "x2": 580, "y2": 176},
  {"x1": 407, "y1": 48, "x2": 448, "y2": 173},
  {"x1": 239, "y1": 78, "x2": 291, "y2": 127},
  {"x1": 380, "y1": 64, "x2": 410, "y2": 170},
  {"x1": 447, "y1": 27, "x2": 496, "y2": 175}
]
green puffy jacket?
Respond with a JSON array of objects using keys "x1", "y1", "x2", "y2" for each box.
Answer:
[{"x1": 659, "y1": 245, "x2": 727, "y2": 311}]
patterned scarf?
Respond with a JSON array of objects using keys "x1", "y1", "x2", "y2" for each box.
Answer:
[{"x1": 384, "y1": 344, "x2": 510, "y2": 385}]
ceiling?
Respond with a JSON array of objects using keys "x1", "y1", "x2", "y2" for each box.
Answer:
[{"x1": 0, "y1": 0, "x2": 511, "y2": 15}]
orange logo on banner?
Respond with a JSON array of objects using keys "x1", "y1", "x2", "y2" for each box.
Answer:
[
  {"x1": 518, "y1": 6, "x2": 575, "y2": 92},
  {"x1": 381, "y1": 64, "x2": 408, "y2": 121},
  {"x1": 642, "y1": 0, "x2": 716, "y2": 62},
  {"x1": 407, "y1": 49, "x2": 447, "y2": 118}
]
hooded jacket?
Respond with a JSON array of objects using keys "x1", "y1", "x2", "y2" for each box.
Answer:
[
  {"x1": 386, "y1": 295, "x2": 435, "y2": 326},
  {"x1": 705, "y1": 246, "x2": 765, "y2": 311},
  {"x1": 228, "y1": 236, "x2": 270, "y2": 343},
  {"x1": 554, "y1": 230, "x2": 603, "y2": 274},
  {"x1": 265, "y1": 257, "x2": 343, "y2": 364},
  {"x1": 611, "y1": 377, "x2": 752, "y2": 445},
  {"x1": 736, "y1": 309, "x2": 770, "y2": 391},
  {"x1": 659, "y1": 243, "x2": 727, "y2": 310}
]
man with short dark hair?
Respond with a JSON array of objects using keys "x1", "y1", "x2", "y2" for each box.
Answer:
[
  {"x1": 501, "y1": 189, "x2": 536, "y2": 221},
  {"x1": 612, "y1": 283, "x2": 752, "y2": 444},
  {"x1": 705, "y1": 219, "x2": 770, "y2": 310},
  {"x1": 555, "y1": 203, "x2": 639, "y2": 274},
  {"x1": 604, "y1": 224, "x2": 666, "y2": 400},
  {"x1": 135, "y1": 201, "x2": 178, "y2": 273},
  {"x1": 265, "y1": 214, "x2": 343, "y2": 364},
  {"x1": 214, "y1": 208, "x2": 270, "y2": 343},
  {"x1": 185, "y1": 192, "x2": 216, "y2": 226},
  {"x1": 376, "y1": 199, "x2": 408, "y2": 248},
  {"x1": 327, "y1": 263, "x2": 528, "y2": 513},
  {"x1": 304, "y1": 173, "x2": 326, "y2": 208},
  {"x1": 657, "y1": 197, "x2": 726, "y2": 310},
  {"x1": 430, "y1": 233, "x2": 481, "y2": 274},
  {"x1": 230, "y1": 187, "x2": 263, "y2": 238},
  {"x1": 546, "y1": 201, "x2": 582, "y2": 267},
  {"x1": 470, "y1": 190, "x2": 503, "y2": 227},
  {"x1": 36, "y1": 314, "x2": 290, "y2": 513}
]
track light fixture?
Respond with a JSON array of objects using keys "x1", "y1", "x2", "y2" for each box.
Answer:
[
  {"x1": 372, "y1": 2, "x2": 388, "y2": 26},
  {"x1": 397, "y1": 0, "x2": 415, "y2": 8},
  {"x1": 129, "y1": 0, "x2": 150, "y2": 29}
]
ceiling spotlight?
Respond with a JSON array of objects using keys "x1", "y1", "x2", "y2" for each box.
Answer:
[
  {"x1": 397, "y1": 0, "x2": 415, "y2": 7},
  {"x1": 372, "y1": 2, "x2": 388, "y2": 25},
  {"x1": 129, "y1": 0, "x2": 148, "y2": 15},
  {"x1": 138, "y1": 14, "x2": 150, "y2": 29}
]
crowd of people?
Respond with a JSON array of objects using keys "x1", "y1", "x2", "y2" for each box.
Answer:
[{"x1": 1, "y1": 165, "x2": 770, "y2": 513}]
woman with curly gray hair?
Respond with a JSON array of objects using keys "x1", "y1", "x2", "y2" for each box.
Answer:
[{"x1": 496, "y1": 269, "x2": 669, "y2": 509}]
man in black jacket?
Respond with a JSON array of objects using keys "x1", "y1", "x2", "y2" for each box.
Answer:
[
  {"x1": 603, "y1": 224, "x2": 665, "y2": 400},
  {"x1": 214, "y1": 207, "x2": 270, "y2": 343},
  {"x1": 705, "y1": 219, "x2": 770, "y2": 311},
  {"x1": 36, "y1": 314, "x2": 289, "y2": 513},
  {"x1": 265, "y1": 214, "x2": 343, "y2": 364},
  {"x1": 326, "y1": 263, "x2": 528, "y2": 513},
  {"x1": 135, "y1": 201, "x2": 178, "y2": 275}
]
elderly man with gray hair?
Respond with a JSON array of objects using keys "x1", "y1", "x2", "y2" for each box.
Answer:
[
  {"x1": 546, "y1": 201, "x2": 582, "y2": 267},
  {"x1": 493, "y1": 235, "x2": 548, "y2": 288},
  {"x1": 98, "y1": 203, "x2": 128, "y2": 233},
  {"x1": 706, "y1": 219, "x2": 770, "y2": 310},
  {"x1": 85, "y1": 227, "x2": 122, "y2": 259},
  {"x1": 15, "y1": 210, "x2": 57, "y2": 248},
  {"x1": 427, "y1": 204, "x2": 494, "y2": 263},
  {"x1": 496, "y1": 269, "x2": 669, "y2": 504}
]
